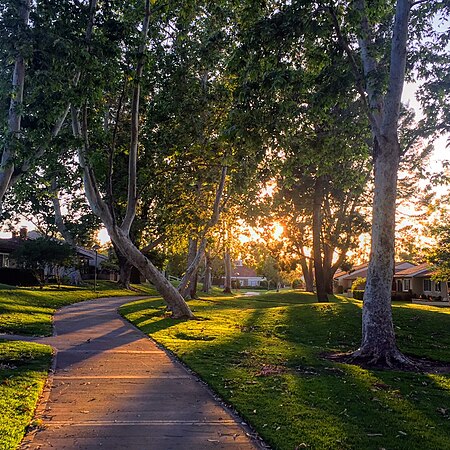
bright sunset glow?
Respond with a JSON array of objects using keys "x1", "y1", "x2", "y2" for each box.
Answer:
[{"x1": 97, "y1": 228, "x2": 111, "y2": 245}]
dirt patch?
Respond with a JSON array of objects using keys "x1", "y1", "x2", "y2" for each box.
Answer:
[{"x1": 323, "y1": 351, "x2": 450, "y2": 374}]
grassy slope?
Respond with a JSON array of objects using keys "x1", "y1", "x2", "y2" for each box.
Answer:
[
  {"x1": 121, "y1": 290, "x2": 450, "y2": 450},
  {"x1": 0, "y1": 281, "x2": 155, "y2": 450}
]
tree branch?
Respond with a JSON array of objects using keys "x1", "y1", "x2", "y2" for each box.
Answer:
[
  {"x1": 121, "y1": 0, "x2": 151, "y2": 234},
  {"x1": 0, "y1": 0, "x2": 31, "y2": 210},
  {"x1": 382, "y1": 0, "x2": 411, "y2": 134}
]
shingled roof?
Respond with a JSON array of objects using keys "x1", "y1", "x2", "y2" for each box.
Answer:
[
  {"x1": 231, "y1": 265, "x2": 258, "y2": 278},
  {"x1": 394, "y1": 262, "x2": 432, "y2": 278}
]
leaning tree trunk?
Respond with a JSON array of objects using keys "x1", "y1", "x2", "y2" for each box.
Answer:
[
  {"x1": 109, "y1": 227, "x2": 194, "y2": 318},
  {"x1": 223, "y1": 247, "x2": 232, "y2": 293},
  {"x1": 185, "y1": 238, "x2": 198, "y2": 299},
  {"x1": 312, "y1": 177, "x2": 328, "y2": 302}
]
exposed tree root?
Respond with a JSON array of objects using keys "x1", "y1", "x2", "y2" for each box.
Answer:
[
  {"x1": 325, "y1": 348, "x2": 450, "y2": 373},
  {"x1": 347, "y1": 346, "x2": 417, "y2": 370}
]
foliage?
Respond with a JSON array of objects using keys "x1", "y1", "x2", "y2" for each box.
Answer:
[
  {"x1": 122, "y1": 290, "x2": 450, "y2": 450},
  {"x1": 0, "y1": 341, "x2": 52, "y2": 450},
  {"x1": 12, "y1": 238, "x2": 75, "y2": 285},
  {"x1": 0, "y1": 281, "x2": 156, "y2": 336},
  {"x1": 0, "y1": 268, "x2": 39, "y2": 287},
  {"x1": 352, "y1": 290, "x2": 364, "y2": 301},
  {"x1": 427, "y1": 221, "x2": 450, "y2": 282},
  {"x1": 351, "y1": 277, "x2": 366, "y2": 291}
]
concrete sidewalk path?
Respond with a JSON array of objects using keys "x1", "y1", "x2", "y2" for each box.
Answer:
[{"x1": 15, "y1": 296, "x2": 264, "y2": 449}]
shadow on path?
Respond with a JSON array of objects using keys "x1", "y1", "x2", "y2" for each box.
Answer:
[{"x1": 3, "y1": 296, "x2": 265, "y2": 450}]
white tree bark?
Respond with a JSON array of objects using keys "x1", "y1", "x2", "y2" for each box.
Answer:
[
  {"x1": 178, "y1": 166, "x2": 228, "y2": 298},
  {"x1": 0, "y1": 0, "x2": 31, "y2": 209},
  {"x1": 70, "y1": 0, "x2": 193, "y2": 318},
  {"x1": 352, "y1": 0, "x2": 413, "y2": 365}
]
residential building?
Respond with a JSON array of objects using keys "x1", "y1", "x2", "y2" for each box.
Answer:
[
  {"x1": 394, "y1": 262, "x2": 449, "y2": 300},
  {"x1": 334, "y1": 261, "x2": 415, "y2": 291}
]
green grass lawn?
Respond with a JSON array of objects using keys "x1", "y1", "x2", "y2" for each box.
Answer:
[
  {"x1": 0, "y1": 281, "x2": 155, "y2": 336},
  {"x1": 0, "y1": 281, "x2": 156, "y2": 450},
  {"x1": 0, "y1": 341, "x2": 52, "y2": 450},
  {"x1": 121, "y1": 290, "x2": 450, "y2": 450}
]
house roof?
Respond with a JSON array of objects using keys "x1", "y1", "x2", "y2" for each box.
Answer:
[
  {"x1": 0, "y1": 238, "x2": 22, "y2": 253},
  {"x1": 394, "y1": 262, "x2": 432, "y2": 278},
  {"x1": 335, "y1": 262, "x2": 416, "y2": 280},
  {"x1": 231, "y1": 265, "x2": 258, "y2": 278},
  {"x1": 334, "y1": 262, "x2": 369, "y2": 279}
]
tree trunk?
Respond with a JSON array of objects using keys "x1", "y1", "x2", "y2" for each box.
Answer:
[
  {"x1": 351, "y1": 137, "x2": 411, "y2": 365},
  {"x1": 51, "y1": 178, "x2": 76, "y2": 246},
  {"x1": 223, "y1": 247, "x2": 232, "y2": 293},
  {"x1": 185, "y1": 238, "x2": 198, "y2": 299},
  {"x1": 0, "y1": 0, "x2": 30, "y2": 209},
  {"x1": 348, "y1": 0, "x2": 413, "y2": 367},
  {"x1": 299, "y1": 258, "x2": 314, "y2": 292},
  {"x1": 109, "y1": 227, "x2": 194, "y2": 318},
  {"x1": 312, "y1": 177, "x2": 328, "y2": 302},
  {"x1": 202, "y1": 251, "x2": 212, "y2": 293},
  {"x1": 116, "y1": 249, "x2": 133, "y2": 290},
  {"x1": 324, "y1": 266, "x2": 335, "y2": 295}
]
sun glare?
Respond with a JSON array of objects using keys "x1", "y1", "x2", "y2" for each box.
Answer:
[
  {"x1": 273, "y1": 223, "x2": 284, "y2": 239},
  {"x1": 97, "y1": 228, "x2": 111, "y2": 245}
]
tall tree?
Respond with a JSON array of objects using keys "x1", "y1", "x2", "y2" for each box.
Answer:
[{"x1": 328, "y1": 0, "x2": 449, "y2": 365}]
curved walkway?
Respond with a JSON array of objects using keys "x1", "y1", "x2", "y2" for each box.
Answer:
[{"x1": 6, "y1": 296, "x2": 264, "y2": 449}]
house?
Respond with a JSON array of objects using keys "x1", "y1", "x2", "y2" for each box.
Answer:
[
  {"x1": 220, "y1": 260, "x2": 265, "y2": 288},
  {"x1": 394, "y1": 262, "x2": 449, "y2": 301},
  {"x1": 334, "y1": 261, "x2": 416, "y2": 291},
  {"x1": 0, "y1": 228, "x2": 111, "y2": 284},
  {"x1": 0, "y1": 236, "x2": 22, "y2": 268}
]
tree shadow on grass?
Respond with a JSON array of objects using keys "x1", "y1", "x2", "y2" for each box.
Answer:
[{"x1": 124, "y1": 294, "x2": 450, "y2": 450}]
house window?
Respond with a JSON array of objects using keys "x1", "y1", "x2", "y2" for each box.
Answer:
[
  {"x1": 402, "y1": 279, "x2": 410, "y2": 292},
  {"x1": 0, "y1": 253, "x2": 9, "y2": 268},
  {"x1": 423, "y1": 279, "x2": 432, "y2": 292},
  {"x1": 435, "y1": 281, "x2": 441, "y2": 292}
]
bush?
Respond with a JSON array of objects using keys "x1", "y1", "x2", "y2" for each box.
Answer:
[
  {"x1": 391, "y1": 292, "x2": 413, "y2": 302},
  {"x1": 351, "y1": 277, "x2": 366, "y2": 291},
  {"x1": 353, "y1": 290, "x2": 364, "y2": 300},
  {"x1": 336, "y1": 285, "x2": 344, "y2": 294},
  {"x1": 0, "y1": 268, "x2": 39, "y2": 286},
  {"x1": 292, "y1": 279, "x2": 304, "y2": 289}
]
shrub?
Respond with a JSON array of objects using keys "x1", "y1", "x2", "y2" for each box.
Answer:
[
  {"x1": 391, "y1": 292, "x2": 413, "y2": 302},
  {"x1": 353, "y1": 290, "x2": 364, "y2": 300},
  {"x1": 351, "y1": 277, "x2": 366, "y2": 291},
  {"x1": 336, "y1": 285, "x2": 344, "y2": 294}
]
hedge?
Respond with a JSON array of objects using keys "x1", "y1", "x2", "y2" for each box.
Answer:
[
  {"x1": 0, "y1": 267, "x2": 39, "y2": 286},
  {"x1": 352, "y1": 290, "x2": 413, "y2": 302}
]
